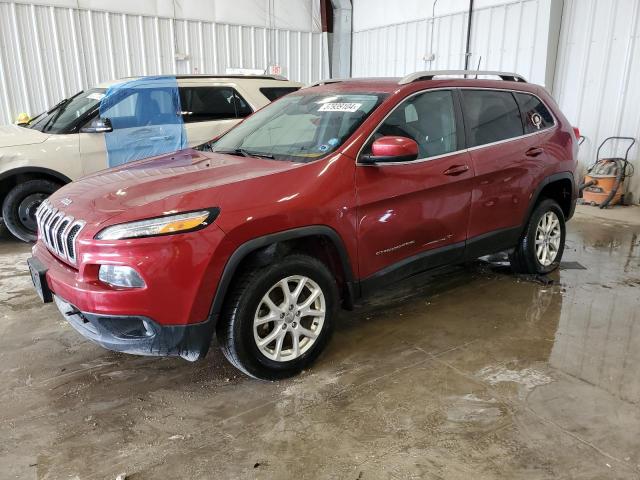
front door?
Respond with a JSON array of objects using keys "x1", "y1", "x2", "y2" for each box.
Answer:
[{"x1": 355, "y1": 89, "x2": 473, "y2": 286}]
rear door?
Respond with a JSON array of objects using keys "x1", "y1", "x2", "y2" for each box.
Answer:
[
  {"x1": 461, "y1": 89, "x2": 543, "y2": 252},
  {"x1": 356, "y1": 89, "x2": 473, "y2": 283},
  {"x1": 179, "y1": 84, "x2": 253, "y2": 146}
]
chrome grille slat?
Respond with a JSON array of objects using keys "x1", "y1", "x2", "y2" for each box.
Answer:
[
  {"x1": 60, "y1": 216, "x2": 74, "y2": 259},
  {"x1": 48, "y1": 213, "x2": 62, "y2": 249},
  {"x1": 50, "y1": 215, "x2": 63, "y2": 250},
  {"x1": 35, "y1": 200, "x2": 85, "y2": 266},
  {"x1": 66, "y1": 223, "x2": 84, "y2": 262},
  {"x1": 56, "y1": 219, "x2": 71, "y2": 254},
  {"x1": 43, "y1": 210, "x2": 58, "y2": 247},
  {"x1": 39, "y1": 205, "x2": 53, "y2": 241}
]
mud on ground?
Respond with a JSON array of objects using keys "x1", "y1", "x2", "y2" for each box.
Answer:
[{"x1": 1, "y1": 206, "x2": 639, "y2": 479}]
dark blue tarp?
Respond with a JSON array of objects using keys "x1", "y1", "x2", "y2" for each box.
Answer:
[{"x1": 100, "y1": 76, "x2": 186, "y2": 167}]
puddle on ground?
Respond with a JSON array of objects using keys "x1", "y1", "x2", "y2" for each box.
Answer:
[{"x1": 1, "y1": 213, "x2": 640, "y2": 478}]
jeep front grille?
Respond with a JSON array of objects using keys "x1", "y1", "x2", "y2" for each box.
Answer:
[{"x1": 35, "y1": 200, "x2": 85, "y2": 265}]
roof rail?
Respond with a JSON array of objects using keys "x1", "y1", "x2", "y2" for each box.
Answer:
[
  {"x1": 174, "y1": 74, "x2": 288, "y2": 81},
  {"x1": 399, "y1": 70, "x2": 527, "y2": 84},
  {"x1": 303, "y1": 78, "x2": 347, "y2": 89}
]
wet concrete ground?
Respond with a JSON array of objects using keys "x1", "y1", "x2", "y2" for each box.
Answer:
[{"x1": 1, "y1": 206, "x2": 639, "y2": 479}]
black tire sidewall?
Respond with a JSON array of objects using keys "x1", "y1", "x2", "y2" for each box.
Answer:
[
  {"x1": 2, "y1": 179, "x2": 60, "y2": 242},
  {"x1": 521, "y1": 199, "x2": 566, "y2": 274},
  {"x1": 223, "y1": 255, "x2": 338, "y2": 380}
]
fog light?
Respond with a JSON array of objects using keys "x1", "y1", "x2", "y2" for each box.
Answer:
[{"x1": 98, "y1": 265, "x2": 145, "y2": 288}]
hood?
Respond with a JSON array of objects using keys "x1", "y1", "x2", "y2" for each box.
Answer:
[
  {"x1": 0, "y1": 125, "x2": 51, "y2": 148},
  {"x1": 48, "y1": 148, "x2": 303, "y2": 227}
]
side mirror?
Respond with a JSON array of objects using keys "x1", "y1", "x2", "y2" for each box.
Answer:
[
  {"x1": 360, "y1": 136, "x2": 419, "y2": 164},
  {"x1": 81, "y1": 117, "x2": 113, "y2": 133}
]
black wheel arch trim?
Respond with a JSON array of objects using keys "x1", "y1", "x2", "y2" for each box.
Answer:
[
  {"x1": 522, "y1": 171, "x2": 576, "y2": 233},
  {"x1": 0, "y1": 167, "x2": 72, "y2": 186},
  {"x1": 208, "y1": 225, "x2": 356, "y2": 319}
]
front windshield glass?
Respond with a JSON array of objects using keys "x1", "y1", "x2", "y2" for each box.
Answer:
[
  {"x1": 211, "y1": 92, "x2": 386, "y2": 162},
  {"x1": 29, "y1": 88, "x2": 106, "y2": 134}
]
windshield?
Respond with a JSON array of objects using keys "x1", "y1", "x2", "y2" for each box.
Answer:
[
  {"x1": 29, "y1": 89, "x2": 105, "y2": 134},
  {"x1": 211, "y1": 92, "x2": 386, "y2": 162}
]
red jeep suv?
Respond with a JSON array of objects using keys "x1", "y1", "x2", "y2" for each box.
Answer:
[{"x1": 28, "y1": 71, "x2": 578, "y2": 379}]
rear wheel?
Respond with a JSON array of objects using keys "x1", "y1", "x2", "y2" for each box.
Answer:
[
  {"x1": 217, "y1": 254, "x2": 338, "y2": 380},
  {"x1": 2, "y1": 179, "x2": 60, "y2": 242},
  {"x1": 510, "y1": 198, "x2": 566, "y2": 274}
]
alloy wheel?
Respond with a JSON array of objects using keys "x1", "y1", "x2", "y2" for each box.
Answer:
[
  {"x1": 253, "y1": 275, "x2": 326, "y2": 362},
  {"x1": 535, "y1": 211, "x2": 561, "y2": 266}
]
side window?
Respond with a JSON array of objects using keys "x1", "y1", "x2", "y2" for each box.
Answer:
[
  {"x1": 514, "y1": 92, "x2": 554, "y2": 133},
  {"x1": 149, "y1": 89, "x2": 176, "y2": 115},
  {"x1": 369, "y1": 90, "x2": 458, "y2": 159},
  {"x1": 101, "y1": 88, "x2": 181, "y2": 129},
  {"x1": 260, "y1": 87, "x2": 301, "y2": 101},
  {"x1": 233, "y1": 91, "x2": 253, "y2": 118},
  {"x1": 101, "y1": 92, "x2": 139, "y2": 130},
  {"x1": 178, "y1": 87, "x2": 253, "y2": 123},
  {"x1": 461, "y1": 90, "x2": 523, "y2": 147}
]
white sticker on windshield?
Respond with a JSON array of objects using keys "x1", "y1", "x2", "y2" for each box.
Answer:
[
  {"x1": 318, "y1": 102, "x2": 362, "y2": 113},
  {"x1": 87, "y1": 93, "x2": 105, "y2": 101}
]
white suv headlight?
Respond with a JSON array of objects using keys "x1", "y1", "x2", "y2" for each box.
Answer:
[{"x1": 95, "y1": 209, "x2": 219, "y2": 240}]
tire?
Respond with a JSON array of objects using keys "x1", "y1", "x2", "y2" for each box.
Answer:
[
  {"x1": 2, "y1": 179, "x2": 60, "y2": 242},
  {"x1": 509, "y1": 198, "x2": 566, "y2": 275},
  {"x1": 217, "y1": 253, "x2": 339, "y2": 380}
]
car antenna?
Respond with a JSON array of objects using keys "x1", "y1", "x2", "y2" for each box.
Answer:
[{"x1": 475, "y1": 56, "x2": 482, "y2": 79}]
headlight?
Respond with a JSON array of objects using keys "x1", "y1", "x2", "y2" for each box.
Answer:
[{"x1": 95, "y1": 208, "x2": 219, "y2": 240}]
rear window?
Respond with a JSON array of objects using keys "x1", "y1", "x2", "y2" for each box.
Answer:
[
  {"x1": 461, "y1": 90, "x2": 523, "y2": 147},
  {"x1": 260, "y1": 87, "x2": 301, "y2": 101},
  {"x1": 514, "y1": 92, "x2": 555, "y2": 133},
  {"x1": 178, "y1": 87, "x2": 252, "y2": 123}
]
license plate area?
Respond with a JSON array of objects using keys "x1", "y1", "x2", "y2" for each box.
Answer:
[{"x1": 27, "y1": 257, "x2": 53, "y2": 303}]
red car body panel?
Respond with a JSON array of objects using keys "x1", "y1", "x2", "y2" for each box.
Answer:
[
  {"x1": 31, "y1": 77, "x2": 578, "y2": 342},
  {"x1": 35, "y1": 149, "x2": 360, "y2": 325},
  {"x1": 467, "y1": 105, "x2": 575, "y2": 240},
  {"x1": 355, "y1": 149, "x2": 474, "y2": 278},
  {"x1": 32, "y1": 224, "x2": 227, "y2": 325}
]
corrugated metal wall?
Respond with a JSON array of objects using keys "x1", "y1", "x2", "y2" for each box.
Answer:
[
  {"x1": 352, "y1": 0, "x2": 548, "y2": 85},
  {"x1": 553, "y1": 0, "x2": 640, "y2": 200},
  {"x1": 0, "y1": 1, "x2": 328, "y2": 124}
]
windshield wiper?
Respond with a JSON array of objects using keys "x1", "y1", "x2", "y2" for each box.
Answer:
[
  {"x1": 48, "y1": 97, "x2": 71, "y2": 113},
  {"x1": 241, "y1": 149, "x2": 275, "y2": 159},
  {"x1": 216, "y1": 148, "x2": 275, "y2": 160},
  {"x1": 40, "y1": 97, "x2": 73, "y2": 133}
]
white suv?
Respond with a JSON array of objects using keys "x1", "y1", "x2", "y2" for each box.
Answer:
[{"x1": 0, "y1": 75, "x2": 301, "y2": 242}]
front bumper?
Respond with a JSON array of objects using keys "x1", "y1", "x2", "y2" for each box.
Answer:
[
  {"x1": 30, "y1": 220, "x2": 228, "y2": 326},
  {"x1": 28, "y1": 224, "x2": 228, "y2": 360},
  {"x1": 53, "y1": 294, "x2": 214, "y2": 360}
]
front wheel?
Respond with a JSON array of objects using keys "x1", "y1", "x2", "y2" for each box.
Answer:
[
  {"x1": 509, "y1": 198, "x2": 566, "y2": 274},
  {"x1": 2, "y1": 179, "x2": 60, "y2": 242},
  {"x1": 217, "y1": 254, "x2": 338, "y2": 380}
]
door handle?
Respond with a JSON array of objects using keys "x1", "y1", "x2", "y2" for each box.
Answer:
[
  {"x1": 525, "y1": 147, "x2": 545, "y2": 157},
  {"x1": 443, "y1": 164, "x2": 470, "y2": 176}
]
